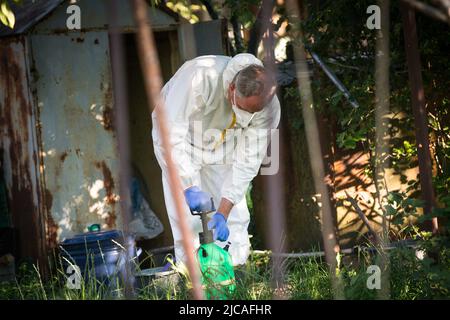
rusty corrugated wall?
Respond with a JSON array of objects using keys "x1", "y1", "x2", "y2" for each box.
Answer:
[
  {"x1": 29, "y1": 31, "x2": 121, "y2": 244},
  {"x1": 25, "y1": 0, "x2": 181, "y2": 246},
  {"x1": 0, "y1": 0, "x2": 212, "y2": 257},
  {"x1": 0, "y1": 37, "x2": 47, "y2": 264}
]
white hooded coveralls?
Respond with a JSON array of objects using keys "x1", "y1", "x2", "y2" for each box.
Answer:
[{"x1": 152, "y1": 54, "x2": 281, "y2": 266}]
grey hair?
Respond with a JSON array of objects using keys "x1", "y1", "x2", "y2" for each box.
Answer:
[{"x1": 232, "y1": 64, "x2": 275, "y2": 98}]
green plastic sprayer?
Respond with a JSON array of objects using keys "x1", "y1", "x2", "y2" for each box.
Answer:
[{"x1": 190, "y1": 198, "x2": 236, "y2": 300}]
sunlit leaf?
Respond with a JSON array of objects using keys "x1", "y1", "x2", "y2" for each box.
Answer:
[
  {"x1": 0, "y1": 10, "x2": 8, "y2": 26},
  {"x1": 385, "y1": 205, "x2": 397, "y2": 216},
  {"x1": 0, "y1": 1, "x2": 15, "y2": 28}
]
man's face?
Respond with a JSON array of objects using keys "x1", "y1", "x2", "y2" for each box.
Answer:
[{"x1": 228, "y1": 83, "x2": 270, "y2": 113}]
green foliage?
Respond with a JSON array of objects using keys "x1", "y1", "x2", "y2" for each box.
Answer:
[
  {"x1": 389, "y1": 247, "x2": 429, "y2": 299},
  {"x1": 0, "y1": 262, "x2": 48, "y2": 300},
  {"x1": 384, "y1": 191, "x2": 424, "y2": 227},
  {"x1": 0, "y1": 0, "x2": 21, "y2": 29},
  {"x1": 224, "y1": 0, "x2": 261, "y2": 29},
  {"x1": 0, "y1": 1, "x2": 14, "y2": 29},
  {"x1": 166, "y1": 0, "x2": 206, "y2": 23},
  {"x1": 232, "y1": 252, "x2": 274, "y2": 299},
  {"x1": 342, "y1": 268, "x2": 378, "y2": 299},
  {"x1": 392, "y1": 140, "x2": 417, "y2": 168},
  {"x1": 277, "y1": 0, "x2": 450, "y2": 242},
  {"x1": 1, "y1": 246, "x2": 449, "y2": 300},
  {"x1": 287, "y1": 257, "x2": 333, "y2": 299},
  {"x1": 389, "y1": 234, "x2": 450, "y2": 299},
  {"x1": 386, "y1": 191, "x2": 450, "y2": 298}
]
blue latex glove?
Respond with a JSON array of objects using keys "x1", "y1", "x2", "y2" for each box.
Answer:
[
  {"x1": 207, "y1": 212, "x2": 229, "y2": 241},
  {"x1": 184, "y1": 186, "x2": 212, "y2": 212}
]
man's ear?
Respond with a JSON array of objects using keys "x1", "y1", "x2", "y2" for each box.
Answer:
[{"x1": 227, "y1": 82, "x2": 235, "y2": 99}]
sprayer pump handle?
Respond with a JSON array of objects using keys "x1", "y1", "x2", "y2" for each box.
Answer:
[{"x1": 190, "y1": 197, "x2": 216, "y2": 215}]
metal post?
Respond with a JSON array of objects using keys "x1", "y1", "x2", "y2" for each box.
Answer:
[
  {"x1": 131, "y1": 0, "x2": 204, "y2": 299},
  {"x1": 374, "y1": 0, "x2": 391, "y2": 300},
  {"x1": 259, "y1": 0, "x2": 288, "y2": 297},
  {"x1": 108, "y1": 0, "x2": 136, "y2": 299},
  {"x1": 400, "y1": 2, "x2": 439, "y2": 234},
  {"x1": 286, "y1": 0, "x2": 344, "y2": 300}
]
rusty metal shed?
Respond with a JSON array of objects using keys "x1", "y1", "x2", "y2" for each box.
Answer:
[{"x1": 0, "y1": 0, "x2": 228, "y2": 267}]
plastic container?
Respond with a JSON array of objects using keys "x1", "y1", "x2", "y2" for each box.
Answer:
[
  {"x1": 134, "y1": 266, "x2": 180, "y2": 294},
  {"x1": 59, "y1": 229, "x2": 139, "y2": 291}
]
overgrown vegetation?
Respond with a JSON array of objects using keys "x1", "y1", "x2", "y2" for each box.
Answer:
[
  {"x1": 1, "y1": 0, "x2": 448, "y2": 300},
  {"x1": 1, "y1": 240, "x2": 449, "y2": 300},
  {"x1": 293, "y1": 0, "x2": 450, "y2": 223},
  {"x1": 0, "y1": 0, "x2": 19, "y2": 29}
]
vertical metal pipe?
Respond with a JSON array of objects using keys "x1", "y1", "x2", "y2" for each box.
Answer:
[
  {"x1": 400, "y1": 0, "x2": 450, "y2": 24},
  {"x1": 285, "y1": 0, "x2": 344, "y2": 299},
  {"x1": 375, "y1": 5, "x2": 390, "y2": 242},
  {"x1": 131, "y1": 0, "x2": 203, "y2": 299},
  {"x1": 259, "y1": 0, "x2": 288, "y2": 297},
  {"x1": 400, "y1": 2, "x2": 439, "y2": 234},
  {"x1": 374, "y1": 0, "x2": 391, "y2": 299},
  {"x1": 248, "y1": 0, "x2": 276, "y2": 56},
  {"x1": 108, "y1": 0, "x2": 136, "y2": 299}
]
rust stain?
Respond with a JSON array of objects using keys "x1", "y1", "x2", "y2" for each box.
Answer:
[
  {"x1": 101, "y1": 75, "x2": 115, "y2": 132},
  {"x1": 95, "y1": 161, "x2": 117, "y2": 228},
  {"x1": 44, "y1": 189, "x2": 53, "y2": 213},
  {"x1": 98, "y1": 69, "x2": 115, "y2": 132},
  {"x1": 102, "y1": 105, "x2": 114, "y2": 131},
  {"x1": 0, "y1": 39, "x2": 43, "y2": 261},
  {"x1": 104, "y1": 212, "x2": 116, "y2": 229},
  {"x1": 59, "y1": 151, "x2": 68, "y2": 162},
  {"x1": 46, "y1": 215, "x2": 58, "y2": 249},
  {"x1": 44, "y1": 189, "x2": 58, "y2": 249}
]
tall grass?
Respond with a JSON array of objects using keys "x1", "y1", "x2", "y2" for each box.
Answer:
[{"x1": 1, "y1": 243, "x2": 449, "y2": 300}]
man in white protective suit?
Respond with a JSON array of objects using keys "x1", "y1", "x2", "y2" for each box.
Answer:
[{"x1": 151, "y1": 53, "x2": 281, "y2": 266}]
